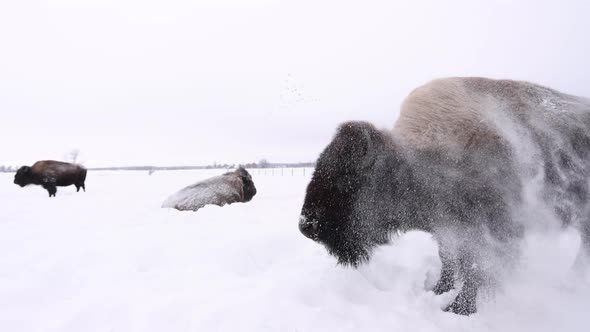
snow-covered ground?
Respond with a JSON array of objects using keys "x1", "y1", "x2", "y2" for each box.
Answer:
[{"x1": 0, "y1": 169, "x2": 588, "y2": 332}]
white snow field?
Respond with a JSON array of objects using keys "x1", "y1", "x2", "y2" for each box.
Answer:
[{"x1": 0, "y1": 169, "x2": 588, "y2": 332}]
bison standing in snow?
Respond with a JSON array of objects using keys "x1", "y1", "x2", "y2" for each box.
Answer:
[
  {"x1": 14, "y1": 160, "x2": 87, "y2": 197},
  {"x1": 299, "y1": 77, "x2": 590, "y2": 315},
  {"x1": 162, "y1": 167, "x2": 257, "y2": 211}
]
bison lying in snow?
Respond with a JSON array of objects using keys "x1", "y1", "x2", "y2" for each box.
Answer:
[
  {"x1": 14, "y1": 160, "x2": 87, "y2": 197},
  {"x1": 299, "y1": 77, "x2": 590, "y2": 315},
  {"x1": 162, "y1": 167, "x2": 257, "y2": 211}
]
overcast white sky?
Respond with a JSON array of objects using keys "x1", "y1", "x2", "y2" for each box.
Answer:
[{"x1": 1, "y1": 0, "x2": 589, "y2": 167}]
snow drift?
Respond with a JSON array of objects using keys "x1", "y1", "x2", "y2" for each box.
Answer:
[{"x1": 0, "y1": 169, "x2": 588, "y2": 332}]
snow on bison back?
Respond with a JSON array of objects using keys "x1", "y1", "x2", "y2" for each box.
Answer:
[
  {"x1": 162, "y1": 167, "x2": 257, "y2": 212},
  {"x1": 299, "y1": 77, "x2": 590, "y2": 315}
]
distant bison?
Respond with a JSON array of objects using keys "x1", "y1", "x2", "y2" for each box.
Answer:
[
  {"x1": 162, "y1": 167, "x2": 257, "y2": 211},
  {"x1": 14, "y1": 160, "x2": 87, "y2": 197},
  {"x1": 299, "y1": 77, "x2": 590, "y2": 315}
]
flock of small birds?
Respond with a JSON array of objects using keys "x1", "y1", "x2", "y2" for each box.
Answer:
[{"x1": 279, "y1": 74, "x2": 321, "y2": 109}]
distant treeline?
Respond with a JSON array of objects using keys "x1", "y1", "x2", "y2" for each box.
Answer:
[
  {"x1": 89, "y1": 162, "x2": 316, "y2": 172},
  {"x1": 0, "y1": 162, "x2": 316, "y2": 173}
]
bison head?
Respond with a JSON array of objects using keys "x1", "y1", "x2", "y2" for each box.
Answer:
[
  {"x1": 299, "y1": 121, "x2": 403, "y2": 266},
  {"x1": 14, "y1": 166, "x2": 33, "y2": 187},
  {"x1": 238, "y1": 167, "x2": 257, "y2": 202}
]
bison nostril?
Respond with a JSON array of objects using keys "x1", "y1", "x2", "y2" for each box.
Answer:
[{"x1": 299, "y1": 217, "x2": 319, "y2": 240}]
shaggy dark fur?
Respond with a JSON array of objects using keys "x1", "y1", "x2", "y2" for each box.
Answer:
[
  {"x1": 299, "y1": 77, "x2": 590, "y2": 315},
  {"x1": 14, "y1": 160, "x2": 87, "y2": 197},
  {"x1": 237, "y1": 167, "x2": 257, "y2": 202}
]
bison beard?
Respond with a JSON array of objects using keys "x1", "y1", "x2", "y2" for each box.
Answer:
[{"x1": 299, "y1": 77, "x2": 590, "y2": 315}]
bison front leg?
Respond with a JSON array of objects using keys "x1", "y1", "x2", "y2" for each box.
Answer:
[
  {"x1": 573, "y1": 221, "x2": 590, "y2": 271},
  {"x1": 42, "y1": 184, "x2": 57, "y2": 197},
  {"x1": 444, "y1": 251, "x2": 482, "y2": 315},
  {"x1": 433, "y1": 249, "x2": 457, "y2": 295},
  {"x1": 42, "y1": 177, "x2": 57, "y2": 197}
]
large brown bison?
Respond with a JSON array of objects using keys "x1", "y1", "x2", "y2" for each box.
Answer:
[
  {"x1": 14, "y1": 160, "x2": 87, "y2": 197},
  {"x1": 162, "y1": 167, "x2": 257, "y2": 211},
  {"x1": 299, "y1": 77, "x2": 590, "y2": 315}
]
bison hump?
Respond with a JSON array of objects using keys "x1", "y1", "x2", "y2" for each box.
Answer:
[
  {"x1": 31, "y1": 160, "x2": 84, "y2": 174},
  {"x1": 394, "y1": 78, "x2": 500, "y2": 151}
]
